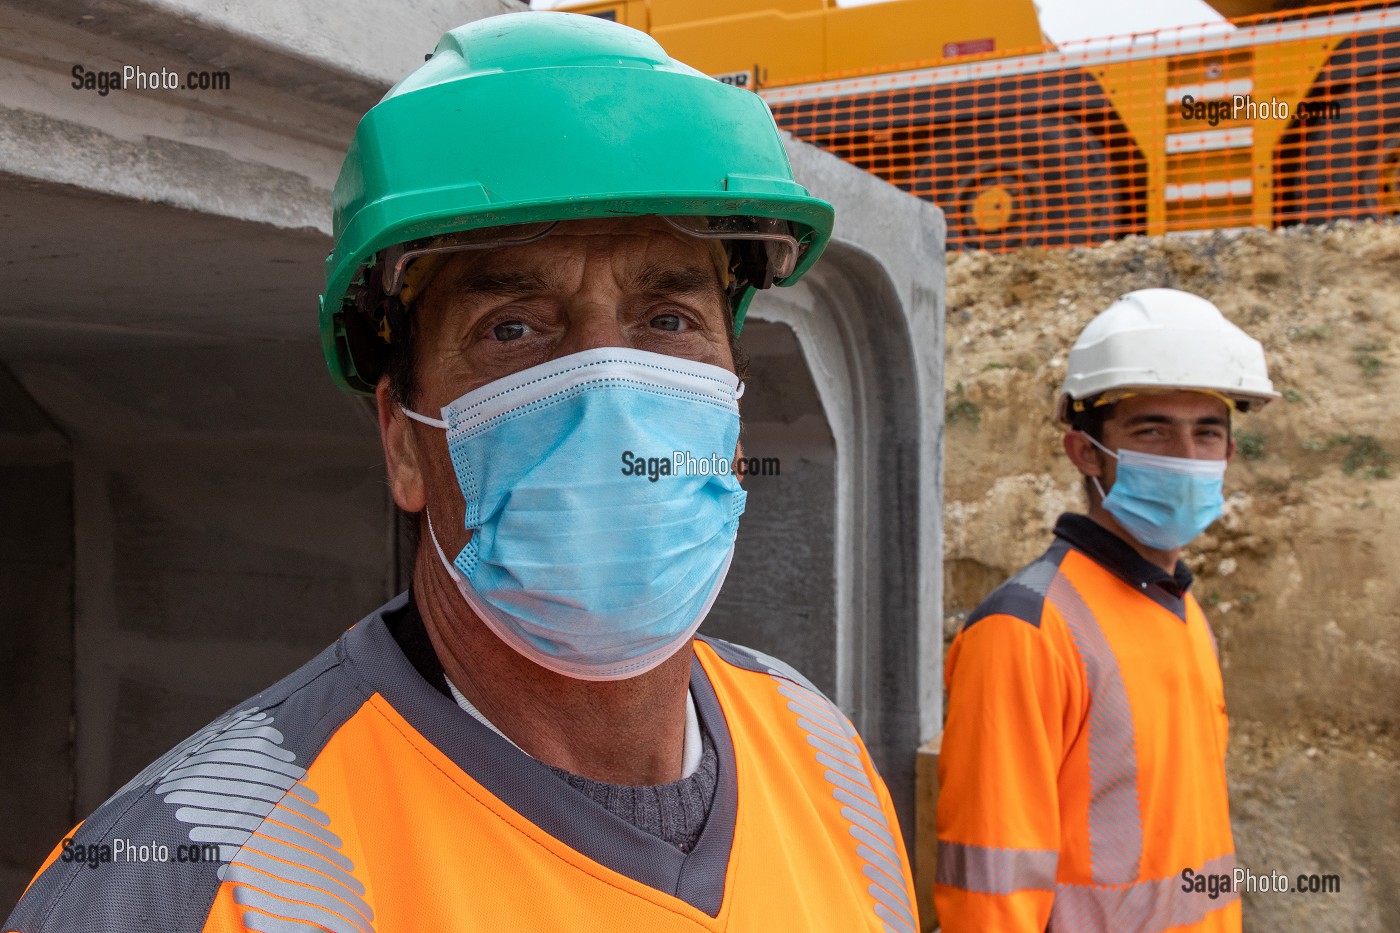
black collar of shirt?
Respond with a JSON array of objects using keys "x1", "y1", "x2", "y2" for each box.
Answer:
[
  {"x1": 1053, "y1": 513, "x2": 1193, "y2": 599},
  {"x1": 384, "y1": 592, "x2": 454, "y2": 701}
]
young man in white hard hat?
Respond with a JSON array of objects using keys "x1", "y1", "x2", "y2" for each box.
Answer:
[{"x1": 932, "y1": 288, "x2": 1278, "y2": 933}]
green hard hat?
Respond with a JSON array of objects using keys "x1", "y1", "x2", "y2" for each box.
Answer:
[{"x1": 321, "y1": 11, "x2": 835, "y2": 395}]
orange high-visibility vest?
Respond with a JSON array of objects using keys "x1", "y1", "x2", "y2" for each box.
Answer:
[
  {"x1": 935, "y1": 514, "x2": 1239, "y2": 933},
  {"x1": 7, "y1": 596, "x2": 917, "y2": 933}
]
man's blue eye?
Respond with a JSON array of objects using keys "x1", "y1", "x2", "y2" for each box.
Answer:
[{"x1": 650, "y1": 314, "x2": 682, "y2": 332}]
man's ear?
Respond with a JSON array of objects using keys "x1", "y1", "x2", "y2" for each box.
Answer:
[
  {"x1": 1063, "y1": 430, "x2": 1106, "y2": 479},
  {"x1": 377, "y1": 378, "x2": 427, "y2": 513}
]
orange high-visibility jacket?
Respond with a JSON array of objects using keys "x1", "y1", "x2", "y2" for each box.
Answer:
[
  {"x1": 935, "y1": 514, "x2": 1239, "y2": 933},
  {"x1": 7, "y1": 595, "x2": 916, "y2": 933}
]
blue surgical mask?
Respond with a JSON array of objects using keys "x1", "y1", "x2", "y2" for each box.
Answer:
[
  {"x1": 1085, "y1": 434, "x2": 1227, "y2": 551},
  {"x1": 403, "y1": 347, "x2": 747, "y2": 681}
]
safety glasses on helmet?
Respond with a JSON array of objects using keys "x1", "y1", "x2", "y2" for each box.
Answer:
[{"x1": 376, "y1": 215, "x2": 804, "y2": 300}]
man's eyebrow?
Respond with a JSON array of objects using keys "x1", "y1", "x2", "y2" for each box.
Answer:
[
  {"x1": 628, "y1": 265, "x2": 724, "y2": 298},
  {"x1": 1122, "y1": 413, "x2": 1230, "y2": 426}
]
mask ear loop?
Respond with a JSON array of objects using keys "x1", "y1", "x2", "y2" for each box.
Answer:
[
  {"x1": 400, "y1": 405, "x2": 448, "y2": 430},
  {"x1": 423, "y1": 509, "x2": 466, "y2": 585},
  {"x1": 1080, "y1": 431, "x2": 1117, "y2": 502}
]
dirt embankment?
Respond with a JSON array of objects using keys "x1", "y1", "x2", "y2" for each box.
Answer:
[{"x1": 942, "y1": 221, "x2": 1400, "y2": 932}]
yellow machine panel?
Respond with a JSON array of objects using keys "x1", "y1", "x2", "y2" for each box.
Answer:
[{"x1": 564, "y1": 0, "x2": 1400, "y2": 250}]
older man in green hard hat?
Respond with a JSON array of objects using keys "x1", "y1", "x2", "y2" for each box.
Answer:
[{"x1": 6, "y1": 12, "x2": 918, "y2": 933}]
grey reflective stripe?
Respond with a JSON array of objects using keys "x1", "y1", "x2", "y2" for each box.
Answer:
[
  {"x1": 246, "y1": 817, "x2": 357, "y2": 873},
  {"x1": 1049, "y1": 572, "x2": 1145, "y2": 886},
  {"x1": 141, "y1": 705, "x2": 376, "y2": 931},
  {"x1": 155, "y1": 775, "x2": 288, "y2": 803},
  {"x1": 172, "y1": 749, "x2": 305, "y2": 780},
  {"x1": 231, "y1": 874, "x2": 369, "y2": 933},
  {"x1": 242, "y1": 832, "x2": 368, "y2": 897},
  {"x1": 807, "y1": 732, "x2": 865, "y2": 769},
  {"x1": 276, "y1": 789, "x2": 332, "y2": 826},
  {"x1": 816, "y1": 750, "x2": 871, "y2": 787},
  {"x1": 834, "y1": 785, "x2": 891, "y2": 828},
  {"x1": 841, "y1": 806, "x2": 897, "y2": 848},
  {"x1": 189, "y1": 825, "x2": 254, "y2": 860},
  {"x1": 862, "y1": 861, "x2": 913, "y2": 908},
  {"x1": 202, "y1": 736, "x2": 298, "y2": 762},
  {"x1": 935, "y1": 840, "x2": 1057, "y2": 895},
  {"x1": 263, "y1": 804, "x2": 344, "y2": 848},
  {"x1": 1049, "y1": 852, "x2": 1239, "y2": 932},
  {"x1": 797, "y1": 714, "x2": 858, "y2": 748},
  {"x1": 244, "y1": 910, "x2": 314, "y2": 933},
  {"x1": 1018, "y1": 559, "x2": 1060, "y2": 596},
  {"x1": 231, "y1": 847, "x2": 374, "y2": 928},
  {"x1": 176, "y1": 806, "x2": 262, "y2": 832},
  {"x1": 164, "y1": 790, "x2": 280, "y2": 817},
  {"x1": 850, "y1": 824, "x2": 903, "y2": 868},
  {"x1": 875, "y1": 901, "x2": 916, "y2": 933},
  {"x1": 857, "y1": 844, "x2": 908, "y2": 885},
  {"x1": 862, "y1": 868, "x2": 918, "y2": 918},
  {"x1": 766, "y1": 672, "x2": 915, "y2": 931},
  {"x1": 825, "y1": 768, "x2": 881, "y2": 807}
]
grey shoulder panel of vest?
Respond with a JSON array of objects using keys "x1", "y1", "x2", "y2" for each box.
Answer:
[
  {"x1": 963, "y1": 539, "x2": 1072, "y2": 632},
  {"x1": 696, "y1": 634, "x2": 832, "y2": 704},
  {"x1": 4, "y1": 631, "x2": 374, "y2": 933}
]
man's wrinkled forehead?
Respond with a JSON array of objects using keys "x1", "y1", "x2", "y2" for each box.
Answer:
[
  {"x1": 428, "y1": 216, "x2": 728, "y2": 304},
  {"x1": 1106, "y1": 390, "x2": 1232, "y2": 425}
]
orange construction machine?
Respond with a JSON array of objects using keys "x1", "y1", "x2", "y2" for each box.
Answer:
[{"x1": 568, "y1": 0, "x2": 1400, "y2": 251}]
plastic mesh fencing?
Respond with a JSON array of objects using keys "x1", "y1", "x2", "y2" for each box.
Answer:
[{"x1": 758, "y1": 3, "x2": 1400, "y2": 251}]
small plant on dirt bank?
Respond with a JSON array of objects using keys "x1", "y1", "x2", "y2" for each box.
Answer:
[
  {"x1": 1289, "y1": 325, "x2": 1331, "y2": 342},
  {"x1": 1304, "y1": 434, "x2": 1395, "y2": 479},
  {"x1": 946, "y1": 382, "x2": 981, "y2": 427},
  {"x1": 1354, "y1": 343, "x2": 1386, "y2": 379},
  {"x1": 1237, "y1": 432, "x2": 1267, "y2": 461}
]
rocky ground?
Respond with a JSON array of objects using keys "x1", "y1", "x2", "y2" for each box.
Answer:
[{"x1": 941, "y1": 220, "x2": 1400, "y2": 931}]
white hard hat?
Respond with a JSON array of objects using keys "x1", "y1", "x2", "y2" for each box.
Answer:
[{"x1": 1056, "y1": 288, "x2": 1279, "y2": 424}]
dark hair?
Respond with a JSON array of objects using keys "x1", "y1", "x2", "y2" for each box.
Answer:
[{"x1": 1068, "y1": 400, "x2": 1114, "y2": 443}]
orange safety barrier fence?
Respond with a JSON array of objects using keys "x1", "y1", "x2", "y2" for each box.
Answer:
[{"x1": 758, "y1": 2, "x2": 1400, "y2": 251}]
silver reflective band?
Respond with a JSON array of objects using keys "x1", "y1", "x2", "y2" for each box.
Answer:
[
  {"x1": 1049, "y1": 853, "x2": 1239, "y2": 932},
  {"x1": 935, "y1": 841, "x2": 1057, "y2": 895},
  {"x1": 1049, "y1": 572, "x2": 1145, "y2": 886}
]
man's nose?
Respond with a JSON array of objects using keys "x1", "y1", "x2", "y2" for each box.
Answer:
[
  {"x1": 552, "y1": 296, "x2": 628, "y2": 359},
  {"x1": 1170, "y1": 429, "x2": 1206, "y2": 460}
]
